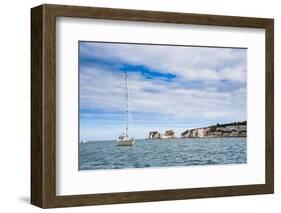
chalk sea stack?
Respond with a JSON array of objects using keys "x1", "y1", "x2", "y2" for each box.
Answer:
[
  {"x1": 148, "y1": 129, "x2": 176, "y2": 139},
  {"x1": 148, "y1": 131, "x2": 162, "y2": 139},
  {"x1": 163, "y1": 130, "x2": 176, "y2": 139}
]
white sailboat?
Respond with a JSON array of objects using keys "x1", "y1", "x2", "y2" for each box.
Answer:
[{"x1": 117, "y1": 71, "x2": 135, "y2": 146}]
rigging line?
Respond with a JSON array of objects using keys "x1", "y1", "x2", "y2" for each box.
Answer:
[
  {"x1": 127, "y1": 71, "x2": 133, "y2": 137},
  {"x1": 125, "y1": 71, "x2": 129, "y2": 137}
]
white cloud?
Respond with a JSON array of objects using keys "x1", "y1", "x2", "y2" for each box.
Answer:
[
  {"x1": 80, "y1": 66, "x2": 246, "y2": 121},
  {"x1": 80, "y1": 43, "x2": 247, "y2": 83}
]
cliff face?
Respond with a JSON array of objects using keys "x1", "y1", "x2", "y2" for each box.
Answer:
[
  {"x1": 148, "y1": 121, "x2": 247, "y2": 139},
  {"x1": 181, "y1": 122, "x2": 247, "y2": 138}
]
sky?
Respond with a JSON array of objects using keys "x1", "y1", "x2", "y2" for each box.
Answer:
[{"x1": 79, "y1": 42, "x2": 247, "y2": 141}]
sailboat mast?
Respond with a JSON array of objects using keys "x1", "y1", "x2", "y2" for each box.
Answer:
[{"x1": 125, "y1": 71, "x2": 129, "y2": 137}]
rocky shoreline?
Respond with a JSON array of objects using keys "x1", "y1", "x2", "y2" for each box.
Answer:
[{"x1": 148, "y1": 121, "x2": 247, "y2": 139}]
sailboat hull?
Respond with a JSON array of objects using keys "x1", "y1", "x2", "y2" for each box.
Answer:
[{"x1": 116, "y1": 138, "x2": 135, "y2": 146}]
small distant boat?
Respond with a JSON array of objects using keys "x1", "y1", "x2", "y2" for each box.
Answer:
[{"x1": 117, "y1": 71, "x2": 135, "y2": 146}]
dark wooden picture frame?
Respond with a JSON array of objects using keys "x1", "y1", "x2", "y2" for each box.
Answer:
[{"x1": 31, "y1": 4, "x2": 274, "y2": 208}]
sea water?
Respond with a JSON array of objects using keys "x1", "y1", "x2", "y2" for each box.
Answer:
[{"x1": 79, "y1": 137, "x2": 246, "y2": 170}]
